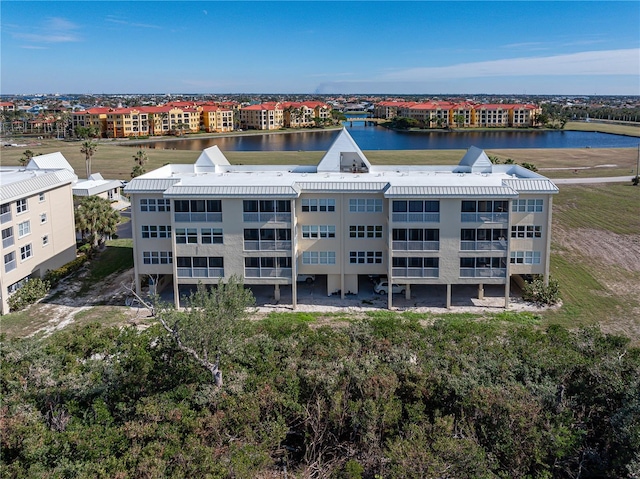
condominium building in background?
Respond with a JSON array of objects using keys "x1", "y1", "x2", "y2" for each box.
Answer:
[
  {"x1": 125, "y1": 129, "x2": 558, "y2": 309},
  {"x1": 0, "y1": 153, "x2": 77, "y2": 314}
]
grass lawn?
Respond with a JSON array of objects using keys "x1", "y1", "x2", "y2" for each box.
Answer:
[
  {"x1": 78, "y1": 238, "x2": 134, "y2": 294},
  {"x1": 542, "y1": 184, "x2": 640, "y2": 340}
]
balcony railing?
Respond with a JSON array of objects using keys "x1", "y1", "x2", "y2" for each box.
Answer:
[
  {"x1": 461, "y1": 212, "x2": 508, "y2": 224},
  {"x1": 392, "y1": 212, "x2": 440, "y2": 223},
  {"x1": 177, "y1": 267, "x2": 224, "y2": 278},
  {"x1": 243, "y1": 240, "x2": 292, "y2": 251},
  {"x1": 0, "y1": 212, "x2": 11, "y2": 225},
  {"x1": 2, "y1": 236, "x2": 14, "y2": 249},
  {"x1": 174, "y1": 212, "x2": 223, "y2": 223},
  {"x1": 392, "y1": 267, "x2": 439, "y2": 278},
  {"x1": 392, "y1": 240, "x2": 439, "y2": 251},
  {"x1": 460, "y1": 240, "x2": 507, "y2": 251},
  {"x1": 459, "y1": 267, "x2": 506, "y2": 278},
  {"x1": 244, "y1": 267, "x2": 292, "y2": 278},
  {"x1": 243, "y1": 212, "x2": 292, "y2": 223}
]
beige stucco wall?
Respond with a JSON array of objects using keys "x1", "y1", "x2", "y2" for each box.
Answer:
[{"x1": 1, "y1": 183, "x2": 77, "y2": 314}]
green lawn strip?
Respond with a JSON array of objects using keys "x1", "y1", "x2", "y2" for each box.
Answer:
[
  {"x1": 564, "y1": 121, "x2": 640, "y2": 137},
  {"x1": 77, "y1": 238, "x2": 133, "y2": 295},
  {"x1": 553, "y1": 184, "x2": 640, "y2": 234}
]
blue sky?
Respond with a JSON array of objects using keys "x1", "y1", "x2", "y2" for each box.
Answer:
[{"x1": 1, "y1": 1, "x2": 639, "y2": 95}]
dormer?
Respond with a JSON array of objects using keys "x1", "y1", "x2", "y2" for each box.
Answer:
[
  {"x1": 454, "y1": 146, "x2": 493, "y2": 174},
  {"x1": 317, "y1": 128, "x2": 371, "y2": 174}
]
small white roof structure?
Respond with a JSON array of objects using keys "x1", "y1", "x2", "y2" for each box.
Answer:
[
  {"x1": 73, "y1": 172, "x2": 124, "y2": 197},
  {"x1": 25, "y1": 152, "x2": 74, "y2": 172},
  {"x1": 455, "y1": 146, "x2": 493, "y2": 174},
  {"x1": 195, "y1": 145, "x2": 231, "y2": 173},
  {"x1": 317, "y1": 128, "x2": 371, "y2": 173}
]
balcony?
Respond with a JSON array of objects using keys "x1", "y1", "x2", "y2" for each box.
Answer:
[
  {"x1": 461, "y1": 212, "x2": 508, "y2": 224},
  {"x1": 459, "y1": 267, "x2": 506, "y2": 278},
  {"x1": 392, "y1": 267, "x2": 439, "y2": 278},
  {"x1": 460, "y1": 240, "x2": 507, "y2": 251},
  {"x1": 244, "y1": 267, "x2": 292, "y2": 279},
  {"x1": 0, "y1": 211, "x2": 11, "y2": 225},
  {"x1": 392, "y1": 212, "x2": 440, "y2": 223},
  {"x1": 243, "y1": 212, "x2": 291, "y2": 223},
  {"x1": 174, "y1": 212, "x2": 223, "y2": 223},
  {"x1": 392, "y1": 240, "x2": 439, "y2": 251},
  {"x1": 243, "y1": 240, "x2": 292, "y2": 251},
  {"x1": 177, "y1": 267, "x2": 224, "y2": 278}
]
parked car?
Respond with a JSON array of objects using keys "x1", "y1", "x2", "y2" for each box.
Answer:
[
  {"x1": 297, "y1": 274, "x2": 315, "y2": 284},
  {"x1": 374, "y1": 281, "x2": 406, "y2": 295}
]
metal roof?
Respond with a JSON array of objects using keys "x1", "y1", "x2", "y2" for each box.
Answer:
[
  {"x1": 73, "y1": 179, "x2": 124, "y2": 197},
  {"x1": 503, "y1": 178, "x2": 559, "y2": 193},
  {"x1": 295, "y1": 181, "x2": 388, "y2": 192},
  {"x1": 123, "y1": 178, "x2": 180, "y2": 193},
  {"x1": 384, "y1": 185, "x2": 519, "y2": 198},
  {"x1": 0, "y1": 169, "x2": 77, "y2": 203},
  {"x1": 163, "y1": 185, "x2": 299, "y2": 198}
]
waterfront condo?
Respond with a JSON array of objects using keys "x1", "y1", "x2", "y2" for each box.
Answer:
[{"x1": 125, "y1": 129, "x2": 558, "y2": 308}]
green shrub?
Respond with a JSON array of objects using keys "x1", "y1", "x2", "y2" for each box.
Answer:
[
  {"x1": 522, "y1": 276, "x2": 560, "y2": 305},
  {"x1": 43, "y1": 255, "x2": 89, "y2": 286},
  {"x1": 8, "y1": 278, "x2": 50, "y2": 311}
]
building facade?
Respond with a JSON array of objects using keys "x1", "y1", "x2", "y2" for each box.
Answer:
[
  {"x1": 125, "y1": 129, "x2": 558, "y2": 309},
  {"x1": 1, "y1": 154, "x2": 78, "y2": 314}
]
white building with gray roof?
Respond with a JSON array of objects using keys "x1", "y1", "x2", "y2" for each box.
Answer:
[{"x1": 124, "y1": 129, "x2": 558, "y2": 308}]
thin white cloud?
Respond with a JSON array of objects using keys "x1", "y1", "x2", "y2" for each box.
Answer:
[
  {"x1": 20, "y1": 45, "x2": 48, "y2": 50},
  {"x1": 105, "y1": 16, "x2": 162, "y2": 29},
  {"x1": 12, "y1": 16, "x2": 81, "y2": 43},
  {"x1": 381, "y1": 49, "x2": 640, "y2": 81}
]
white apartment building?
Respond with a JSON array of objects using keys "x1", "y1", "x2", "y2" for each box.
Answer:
[
  {"x1": 1, "y1": 153, "x2": 77, "y2": 314},
  {"x1": 125, "y1": 129, "x2": 558, "y2": 309}
]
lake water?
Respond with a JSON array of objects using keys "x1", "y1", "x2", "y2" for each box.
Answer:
[{"x1": 133, "y1": 122, "x2": 640, "y2": 152}]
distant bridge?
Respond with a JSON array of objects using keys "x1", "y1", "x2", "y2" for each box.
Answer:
[{"x1": 342, "y1": 118, "x2": 386, "y2": 126}]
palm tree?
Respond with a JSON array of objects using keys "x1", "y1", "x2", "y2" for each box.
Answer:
[
  {"x1": 19, "y1": 149, "x2": 36, "y2": 166},
  {"x1": 80, "y1": 140, "x2": 98, "y2": 178},
  {"x1": 132, "y1": 149, "x2": 148, "y2": 167},
  {"x1": 74, "y1": 195, "x2": 120, "y2": 249}
]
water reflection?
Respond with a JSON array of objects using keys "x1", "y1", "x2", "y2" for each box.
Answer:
[{"x1": 130, "y1": 124, "x2": 639, "y2": 151}]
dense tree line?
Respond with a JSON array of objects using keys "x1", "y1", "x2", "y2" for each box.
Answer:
[
  {"x1": 542, "y1": 104, "x2": 640, "y2": 124},
  {"x1": 1, "y1": 301, "x2": 639, "y2": 478}
]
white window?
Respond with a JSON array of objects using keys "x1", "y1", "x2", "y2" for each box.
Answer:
[
  {"x1": 4, "y1": 251, "x2": 16, "y2": 272},
  {"x1": 16, "y1": 199, "x2": 28, "y2": 214},
  {"x1": 18, "y1": 221, "x2": 30, "y2": 238},
  {"x1": 301, "y1": 198, "x2": 336, "y2": 212},
  {"x1": 20, "y1": 243, "x2": 32, "y2": 261},
  {"x1": 511, "y1": 225, "x2": 542, "y2": 238},
  {"x1": 349, "y1": 198, "x2": 382, "y2": 213},
  {"x1": 40, "y1": 213, "x2": 47, "y2": 224},
  {"x1": 349, "y1": 225, "x2": 383, "y2": 238},
  {"x1": 302, "y1": 251, "x2": 336, "y2": 264},
  {"x1": 349, "y1": 251, "x2": 383, "y2": 264},
  {"x1": 2, "y1": 227, "x2": 14, "y2": 248},
  {"x1": 510, "y1": 251, "x2": 541, "y2": 264},
  {"x1": 302, "y1": 225, "x2": 335, "y2": 239},
  {"x1": 201, "y1": 228, "x2": 223, "y2": 244},
  {"x1": 512, "y1": 199, "x2": 543, "y2": 213},
  {"x1": 141, "y1": 225, "x2": 171, "y2": 238},
  {"x1": 140, "y1": 198, "x2": 169, "y2": 212},
  {"x1": 42, "y1": 235, "x2": 49, "y2": 246},
  {"x1": 39, "y1": 193, "x2": 45, "y2": 202},
  {"x1": 143, "y1": 251, "x2": 173, "y2": 265}
]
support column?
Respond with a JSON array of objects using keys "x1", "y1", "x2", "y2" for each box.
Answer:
[
  {"x1": 504, "y1": 279, "x2": 510, "y2": 309},
  {"x1": 274, "y1": 284, "x2": 280, "y2": 302},
  {"x1": 446, "y1": 284, "x2": 452, "y2": 309},
  {"x1": 173, "y1": 277, "x2": 179, "y2": 309},
  {"x1": 478, "y1": 283, "x2": 484, "y2": 300},
  {"x1": 405, "y1": 284, "x2": 411, "y2": 300}
]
